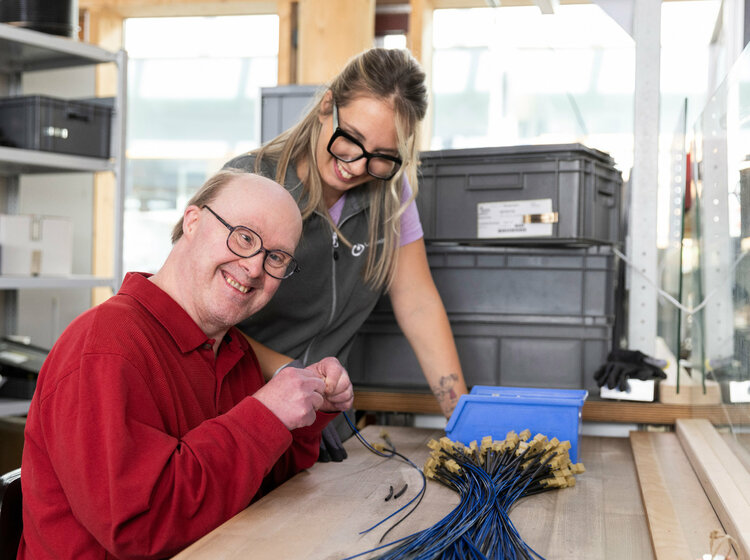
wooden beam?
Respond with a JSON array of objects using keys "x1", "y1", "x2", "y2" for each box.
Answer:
[
  {"x1": 296, "y1": 0, "x2": 375, "y2": 85},
  {"x1": 409, "y1": 0, "x2": 434, "y2": 150},
  {"x1": 79, "y1": 0, "x2": 276, "y2": 18},
  {"x1": 630, "y1": 432, "x2": 725, "y2": 559},
  {"x1": 83, "y1": 6, "x2": 124, "y2": 306},
  {"x1": 353, "y1": 389, "x2": 750, "y2": 425},
  {"x1": 276, "y1": 0, "x2": 295, "y2": 85},
  {"x1": 676, "y1": 418, "x2": 750, "y2": 560}
]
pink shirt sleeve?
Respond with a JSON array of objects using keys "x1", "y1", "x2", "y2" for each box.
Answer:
[{"x1": 399, "y1": 175, "x2": 424, "y2": 246}]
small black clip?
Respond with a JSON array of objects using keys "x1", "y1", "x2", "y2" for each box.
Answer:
[
  {"x1": 384, "y1": 485, "x2": 394, "y2": 501},
  {"x1": 393, "y1": 483, "x2": 408, "y2": 499}
]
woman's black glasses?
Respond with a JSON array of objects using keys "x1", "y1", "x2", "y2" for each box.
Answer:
[{"x1": 326, "y1": 102, "x2": 402, "y2": 181}]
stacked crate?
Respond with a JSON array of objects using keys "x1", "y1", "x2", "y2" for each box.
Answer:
[{"x1": 348, "y1": 144, "x2": 623, "y2": 393}]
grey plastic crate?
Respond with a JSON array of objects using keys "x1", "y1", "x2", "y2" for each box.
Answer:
[
  {"x1": 380, "y1": 244, "x2": 616, "y2": 322},
  {"x1": 0, "y1": 95, "x2": 112, "y2": 158},
  {"x1": 417, "y1": 144, "x2": 622, "y2": 245},
  {"x1": 347, "y1": 244, "x2": 616, "y2": 393},
  {"x1": 260, "y1": 85, "x2": 320, "y2": 143},
  {"x1": 348, "y1": 314, "x2": 611, "y2": 393}
]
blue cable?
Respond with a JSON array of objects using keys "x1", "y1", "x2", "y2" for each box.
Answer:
[{"x1": 339, "y1": 417, "x2": 579, "y2": 560}]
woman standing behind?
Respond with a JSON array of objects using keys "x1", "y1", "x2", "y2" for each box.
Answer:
[{"x1": 225, "y1": 48, "x2": 468, "y2": 424}]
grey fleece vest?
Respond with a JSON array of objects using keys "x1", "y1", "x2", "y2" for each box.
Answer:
[{"x1": 225, "y1": 154, "x2": 384, "y2": 366}]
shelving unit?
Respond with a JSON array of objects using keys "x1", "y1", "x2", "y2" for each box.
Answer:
[{"x1": 0, "y1": 24, "x2": 127, "y2": 416}]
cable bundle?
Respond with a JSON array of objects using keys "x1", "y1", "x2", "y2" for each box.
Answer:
[{"x1": 355, "y1": 429, "x2": 585, "y2": 560}]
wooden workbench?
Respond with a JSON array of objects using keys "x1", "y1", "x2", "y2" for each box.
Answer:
[{"x1": 173, "y1": 426, "x2": 658, "y2": 560}]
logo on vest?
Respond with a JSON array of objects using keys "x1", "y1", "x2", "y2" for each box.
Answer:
[{"x1": 351, "y1": 243, "x2": 366, "y2": 257}]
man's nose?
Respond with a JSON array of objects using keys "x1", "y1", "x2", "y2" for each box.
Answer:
[{"x1": 238, "y1": 251, "x2": 266, "y2": 278}]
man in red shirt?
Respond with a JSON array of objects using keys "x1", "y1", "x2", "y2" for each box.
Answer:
[{"x1": 18, "y1": 169, "x2": 353, "y2": 559}]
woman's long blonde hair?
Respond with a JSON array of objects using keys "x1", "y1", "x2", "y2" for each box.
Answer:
[{"x1": 252, "y1": 48, "x2": 428, "y2": 291}]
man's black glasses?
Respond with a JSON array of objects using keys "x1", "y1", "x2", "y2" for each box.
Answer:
[
  {"x1": 326, "y1": 101, "x2": 402, "y2": 181},
  {"x1": 202, "y1": 205, "x2": 300, "y2": 280}
]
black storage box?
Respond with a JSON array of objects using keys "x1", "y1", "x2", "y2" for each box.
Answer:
[
  {"x1": 417, "y1": 144, "x2": 622, "y2": 246},
  {"x1": 0, "y1": 0, "x2": 79, "y2": 38},
  {"x1": 0, "y1": 95, "x2": 112, "y2": 158}
]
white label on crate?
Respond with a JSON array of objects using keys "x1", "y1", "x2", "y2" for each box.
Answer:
[{"x1": 477, "y1": 198, "x2": 554, "y2": 238}]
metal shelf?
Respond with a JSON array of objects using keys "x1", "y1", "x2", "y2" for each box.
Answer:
[
  {"x1": 0, "y1": 24, "x2": 116, "y2": 73},
  {"x1": 0, "y1": 275, "x2": 115, "y2": 290},
  {"x1": 0, "y1": 146, "x2": 114, "y2": 175},
  {"x1": 0, "y1": 22, "x2": 127, "y2": 348}
]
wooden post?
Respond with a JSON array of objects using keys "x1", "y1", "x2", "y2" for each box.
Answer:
[
  {"x1": 277, "y1": 0, "x2": 296, "y2": 85},
  {"x1": 83, "y1": 6, "x2": 123, "y2": 306},
  {"x1": 408, "y1": 0, "x2": 434, "y2": 150},
  {"x1": 296, "y1": 0, "x2": 375, "y2": 85}
]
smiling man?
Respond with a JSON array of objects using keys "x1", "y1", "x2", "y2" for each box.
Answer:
[{"x1": 18, "y1": 169, "x2": 354, "y2": 560}]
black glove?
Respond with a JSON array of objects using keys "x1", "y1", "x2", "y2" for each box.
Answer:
[
  {"x1": 318, "y1": 422, "x2": 348, "y2": 462},
  {"x1": 594, "y1": 349, "x2": 667, "y2": 392}
]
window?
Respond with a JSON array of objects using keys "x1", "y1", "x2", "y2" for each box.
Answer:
[
  {"x1": 123, "y1": 15, "x2": 279, "y2": 273},
  {"x1": 431, "y1": 1, "x2": 720, "y2": 246},
  {"x1": 431, "y1": 5, "x2": 635, "y2": 170}
]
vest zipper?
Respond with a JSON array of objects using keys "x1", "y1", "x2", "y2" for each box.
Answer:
[
  {"x1": 327, "y1": 230, "x2": 340, "y2": 330},
  {"x1": 302, "y1": 228, "x2": 341, "y2": 364},
  {"x1": 302, "y1": 213, "x2": 359, "y2": 364}
]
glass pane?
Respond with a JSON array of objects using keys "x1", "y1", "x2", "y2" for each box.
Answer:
[
  {"x1": 685, "y1": 41, "x2": 750, "y2": 435},
  {"x1": 431, "y1": 4, "x2": 634, "y2": 172}
]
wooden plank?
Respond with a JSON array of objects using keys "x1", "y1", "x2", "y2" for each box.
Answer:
[
  {"x1": 353, "y1": 389, "x2": 750, "y2": 425},
  {"x1": 630, "y1": 432, "x2": 691, "y2": 559},
  {"x1": 79, "y1": 0, "x2": 277, "y2": 18},
  {"x1": 630, "y1": 432, "x2": 726, "y2": 559},
  {"x1": 276, "y1": 0, "x2": 294, "y2": 86},
  {"x1": 676, "y1": 418, "x2": 750, "y2": 560},
  {"x1": 297, "y1": 0, "x2": 375, "y2": 85},
  {"x1": 408, "y1": 0, "x2": 434, "y2": 151}
]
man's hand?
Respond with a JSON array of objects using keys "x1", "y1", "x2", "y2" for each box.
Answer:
[
  {"x1": 253, "y1": 368, "x2": 325, "y2": 430},
  {"x1": 305, "y1": 357, "x2": 354, "y2": 412}
]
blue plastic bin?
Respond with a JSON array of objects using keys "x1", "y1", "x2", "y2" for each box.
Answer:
[{"x1": 444, "y1": 386, "x2": 588, "y2": 462}]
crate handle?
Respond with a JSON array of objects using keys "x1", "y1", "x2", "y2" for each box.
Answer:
[
  {"x1": 467, "y1": 173, "x2": 521, "y2": 191},
  {"x1": 596, "y1": 187, "x2": 616, "y2": 207},
  {"x1": 523, "y1": 212, "x2": 558, "y2": 224},
  {"x1": 66, "y1": 110, "x2": 91, "y2": 122}
]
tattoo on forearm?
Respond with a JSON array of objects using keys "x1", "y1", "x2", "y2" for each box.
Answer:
[{"x1": 432, "y1": 373, "x2": 460, "y2": 413}]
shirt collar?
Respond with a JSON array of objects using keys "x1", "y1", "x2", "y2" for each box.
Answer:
[{"x1": 117, "y1": 272, "x2": 249, "y2": 355}]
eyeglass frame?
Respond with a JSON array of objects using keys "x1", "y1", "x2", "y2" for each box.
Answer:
[
  {"x1": 326, "y1": 101, "x2": 403, "y2": 181},
  {"x1": 202, "y1": 205, "x2": 300, "y2": 280}
]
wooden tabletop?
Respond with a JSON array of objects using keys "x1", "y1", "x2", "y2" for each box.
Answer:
[{"x1": 172, "y1": 425, "x2": 654, "y2": 560}]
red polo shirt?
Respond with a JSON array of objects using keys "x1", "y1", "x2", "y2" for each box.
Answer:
[{"x1": 18, "y1": 272, "x2": 333, "y2": 560}]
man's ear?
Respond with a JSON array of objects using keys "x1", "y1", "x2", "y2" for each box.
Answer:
[
  {"x1": 181, "y1": 205, "x2": 202, "y2": 240},
  {"x1": 318, "y1": 90, "x2": 333, "y2": 125}
]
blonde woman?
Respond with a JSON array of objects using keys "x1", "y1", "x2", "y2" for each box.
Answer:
[{"x1": 224, "y1": 48, "x2": 468, "y2": 459}]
